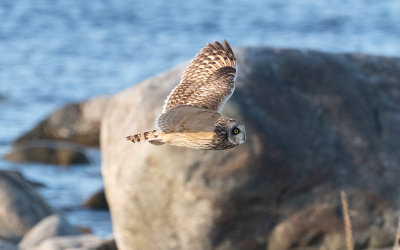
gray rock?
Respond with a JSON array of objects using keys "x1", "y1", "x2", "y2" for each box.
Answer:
[
  {"x1": 4, "y1": 140, "x2": 90, "y2": 165},
  {"x1": 19, "y1": 214, "x2": 81, "y2": 249},
  {"x1": 101, "y1": 47, "x2": 400, "y2": 250},
  {"x1": 32, "y1": 234, "x2": 103, "y2": 250},
  {"x1": 83, "y1": 189, "x2": 108, "y2": 210},
  {"x1": 2, "y1": 170, "x2": 45, "y2": 188},
  {"x1": 14, "y1": 96, "x2": 109, "y2": 147},
  {"x1": 0, "y1": 170, "x2": 53, "y2": 243},
  {"x1": 0, "y1": 240, "x2": 18, "y2": 250}
]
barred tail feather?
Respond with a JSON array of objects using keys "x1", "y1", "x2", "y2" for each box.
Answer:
[{"x1": 126, "y1": 129, "x2": 163, "y2": 145}]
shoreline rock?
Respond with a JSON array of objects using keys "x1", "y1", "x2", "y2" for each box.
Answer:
[
  {"x1": 0, "y1": 170, "x2": 53, "y2": 243},
  {"x1": 102, "y1": 47, "x2": 400, "y2": 250},
  {"x1": 18, "y1": 214, "x2": 81, "y2": 249},
  {"x1": 84, "y1": 189, "x2": 109, "y2": 210},
  {"x1": 4, "y1": 140, "x2": 90, "y2": 165},
  {"x1": 13, "y1": 96, "x2": 109, "y2": 147},
  {"x1": 31, "y1": 234, "x2": 104, "y2": 250}
]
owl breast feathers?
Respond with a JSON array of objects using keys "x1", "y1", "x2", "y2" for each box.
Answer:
[{"x1": 126, "y1": 40, "x2": 246, "y2": 150}]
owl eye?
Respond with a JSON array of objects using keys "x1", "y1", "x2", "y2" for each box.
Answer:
[{"x1": 232, "y1": 127, "x2": 240, "y2": 135}]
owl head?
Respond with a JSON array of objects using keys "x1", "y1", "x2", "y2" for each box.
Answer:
[
  {"x1": 227, "y1": 122, "x2": 246, "y2": 145},
  {"x1": 213, "y1": 117, "x2": 246, "y2": 149}
]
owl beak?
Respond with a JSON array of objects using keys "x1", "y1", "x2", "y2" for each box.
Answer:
[
  {"x1": 239, "y1": 133, "x2": 246, "y2": 144},
  {"x1": 236, "y1": 125, "x2": 246, "y2": 145}
]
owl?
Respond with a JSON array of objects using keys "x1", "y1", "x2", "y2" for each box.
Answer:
[{"x1": 126, "y1": 40, "x2": 246, "y2": 150}]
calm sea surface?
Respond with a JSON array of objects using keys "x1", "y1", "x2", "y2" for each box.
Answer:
[{"x1": 1, "y1": 0, "x2": 400, "y2": 237}]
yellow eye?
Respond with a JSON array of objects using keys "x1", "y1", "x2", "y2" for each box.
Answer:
[{"x1": 233, "y1": 128, "x2": 240, "y2": 134}]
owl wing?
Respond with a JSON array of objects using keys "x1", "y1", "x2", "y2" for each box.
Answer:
[
  {"x1": 157, "y1": 105, "x2": 221, "y2": 132},
  {"x1": 162, "y1": 40, "x2": 237, "y2": 113}
]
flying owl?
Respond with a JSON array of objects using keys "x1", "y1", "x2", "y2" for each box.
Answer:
[{"x1": 126, "y1": 40, "x2": 246, "y2": 150}]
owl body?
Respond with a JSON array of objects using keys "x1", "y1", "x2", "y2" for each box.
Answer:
[
  {"x1": 154, "y1": 117, "x2": 245, "y2": 150},
  {"x1": 159, "y1": 132, "x2": 215, "y2": 150},
  {"x1": 127, "y1": 40, "x2": 246, "y2": 150}
]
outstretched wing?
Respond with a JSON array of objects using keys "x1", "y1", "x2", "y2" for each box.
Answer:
[
  {"x1": 157, "y1": 105, "x2": 221, "y2": 132},
  {"x1": 162, "y1": 40, "x2": 236, "y2": 113}
]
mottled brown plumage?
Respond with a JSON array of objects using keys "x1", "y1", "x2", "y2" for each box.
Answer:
[
  {"x1": 126, "y1": 40, "x2": 246, "y2": 150},
  {"x1": 163, "y1": 40, "x2": 236, "y2": 113},
  {"x1": 126, "y1": 130, "x2": 159, "y2": 143}
]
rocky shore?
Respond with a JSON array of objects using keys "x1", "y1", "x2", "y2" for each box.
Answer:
[
  {"x1": 0, "y1": 170, "x2": 114, "y2": 250},
  {"x1": 3, "y1": 46, "x2": 400, "y2": 249},
  {"x1": 1, "y1": 97, "x2": 111, "y2": 249}
]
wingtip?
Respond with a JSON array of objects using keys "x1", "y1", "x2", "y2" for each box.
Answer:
[
  {"x1": 206, "y1": 40, "x2": 233, "y2": 52},
  {"x1": 222, "y1": 39, "x2": 234, "y2": 55},
  {"x1": 213, "y1": 40, "x2": 222, "y2": 46}
]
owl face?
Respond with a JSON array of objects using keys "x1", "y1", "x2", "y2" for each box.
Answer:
[
  {"x1": 212, "y1": 117, "x2": 246, "y2": 150},
  {"x1": 227, "y1": 122, "x2": 246, "y2": 145}
]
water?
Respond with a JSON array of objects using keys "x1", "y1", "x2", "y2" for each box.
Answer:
[{"x1": 1, "y1": 0, "x2": 400, "y2": 238}]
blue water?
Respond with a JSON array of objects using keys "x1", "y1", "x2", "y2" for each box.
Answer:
[{"x1": 1, "y1": 0, "x2": 400, "y2": 238}]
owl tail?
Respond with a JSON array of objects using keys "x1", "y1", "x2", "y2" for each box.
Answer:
[{"x1": 126, "y1": 129, "x2": 164, "y2": 145}]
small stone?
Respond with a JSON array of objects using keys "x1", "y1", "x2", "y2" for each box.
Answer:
[
  {"x1": 32, "y1": 234, "x2": 103, "y2": 250},
  {"x1": 18, "y1": 214, "x2": 81, "y2": 249},
  {"x1": 84, "y1": 189, "x2": 108, "y2": 210}
]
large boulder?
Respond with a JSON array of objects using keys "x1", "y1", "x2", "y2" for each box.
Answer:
[
  {"x1": 0, "y1": 170, "x2": 53, "y2": 243},
  {"x1": 101, "y1": 47, "x2": 400, "y2": 250},
  {"x1": 18, "y1": 214, "x2": 81, "y2": 249},
  {"x1": 4, "y1": 140, "x2": 90, "y2": 165},
  {"x1": 14, "y1": 96, "x2": 109, "y2": 147}
]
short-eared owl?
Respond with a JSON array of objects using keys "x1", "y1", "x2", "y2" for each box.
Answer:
[{"x1": 126, "y1": 40, "x2": 246, "y2": 150}]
